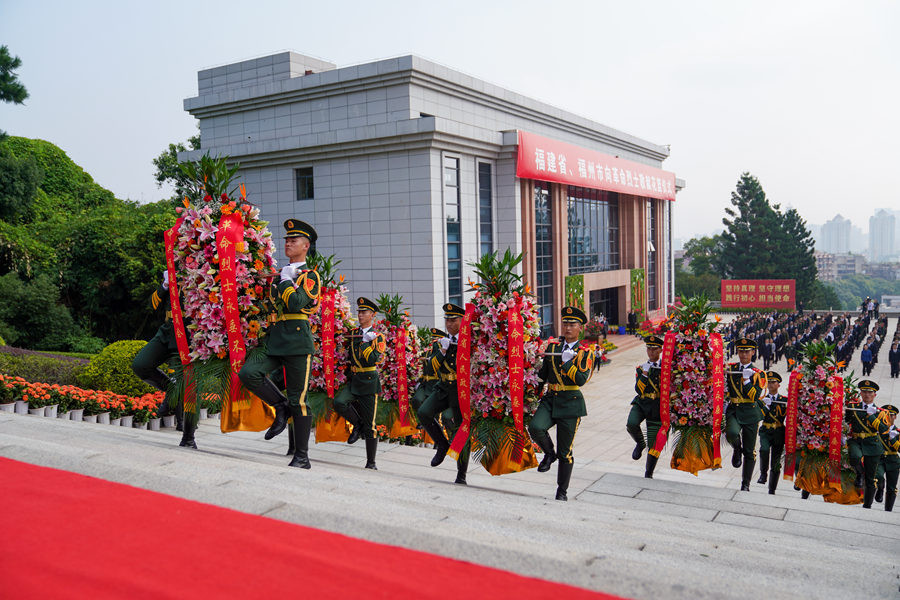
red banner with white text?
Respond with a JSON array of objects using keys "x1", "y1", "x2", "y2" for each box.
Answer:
[
  {"x1": 721, "y1": 279, "x2": 796, "y2": 310},
  {"x1": 516, "y1": 130, "x2": 677, "y2": 201}
]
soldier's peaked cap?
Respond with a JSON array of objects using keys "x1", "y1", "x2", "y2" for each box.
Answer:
[
  {"x1": 443, "y1": 303, "x2": 464, "y2": 318},
  {"x1": 561, "y1": 306, "x2": 587, "y2": 324},
  {"x1": 644, "y1": 335, "x2": 663, "y2": 348},
  {"x1": 284, "y1": 219, "x2": 317, "y2": 243},
  {"x1": 430, "y1": 328, "x2": 448, "y2": 338},
  {"x1": 881, "y1": 404, "x2": 898, "y2": 415},
  {"x1": 858, "y1": 380, "x2": 879, "y2": 392},
  {"x1": 765, "y1": 371, "x2": 782, "y2": 382},
  {"x1": 736, "y1": 337, "x2": 756, "y2": 350},
  {"x1": 356, "y1": 297, "x2": 379, "y2": 312}
]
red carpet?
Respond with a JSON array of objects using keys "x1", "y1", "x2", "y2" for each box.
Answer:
[{"x1": 0, "y1": 457, "x2": 624, "y2": 599}]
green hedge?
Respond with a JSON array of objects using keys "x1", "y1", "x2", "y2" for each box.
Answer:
[
  {"x1": 77, "y1": 340, "x2": 155, "y2": 396},
  {"x1": 0, "y1": 346, "x2": 87, "y2": 385}
]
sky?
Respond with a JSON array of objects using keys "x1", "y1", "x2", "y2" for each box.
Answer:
[{"x1": 1, "y1": 1, "x2": 898, "y2": 241}]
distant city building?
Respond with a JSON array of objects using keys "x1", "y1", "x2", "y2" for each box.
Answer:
[
  {"x1": 814, "y1": 251, "x2": 835, "y2": 282},
  {"x1": 820, "y1": 214, "x2": 851, "y2": 253},
  {"x1": 864, "y1": 262, "x2": 900, "y2": 281},
  {"x1": 869, "y1": 209, "x2": 896, "y2": 261},
  {"x1": 815, "y1": 252, "x2": 865, "y2": 282}
]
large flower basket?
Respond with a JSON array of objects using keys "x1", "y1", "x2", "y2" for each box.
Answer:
[
  {"x1": 373, "y1": 294, "x2": 421, "y2": 440},
  {"x1": 783, "y1": 341, "x2": 860, "y2": 504},
  {"x1": 164, "y1": 155, "x2": 278, "y2": 433},
  {"x1": 651, "y1": 297, "x2": 726, "y2": 476},
  {"x1": 457, "y1": 251, "x2": 542, "y2": 475}
]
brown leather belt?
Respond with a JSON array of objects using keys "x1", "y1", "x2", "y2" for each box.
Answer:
[
  {"x1": 550, "y1": 384, "x2": 579, "y2": 392},
  {"x1": 351, "y1": 366, "x2": 376, "y2": 373}
]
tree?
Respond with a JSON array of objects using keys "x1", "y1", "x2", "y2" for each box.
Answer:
[
  {"x1": 0, "y1": 46, "x2": 29, "y2": 140},
  {"x1": 778, "y1": 207, "x2": 817, "y2": 305},
  {"x1": 682, "y1": 234, "x2": 725, "y2": 276},
  {"x1": 152, "y1": 133, "x2": 201, "y2": 201},
  {"x1": 0, "y1": 142, "x2": 42, "y2": 223}
]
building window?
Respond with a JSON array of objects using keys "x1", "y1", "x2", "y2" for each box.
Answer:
[
  {"x1": 647, "y1": 199, "x2": 658, "y2": 311},
  {"x1": 295, "y1": 167, "x2": 314, "y2": 200},
  {"x1": 444, "y1": 156, "x2": 462, "y2": 306},
  {"x1": 566, "y1": 186, "x2": 619, "y2": 274},
  {"x1": 535, "y1": 182, "x2": 554, "y2": 338},
  {"x1": 478, "y1": 162, "x2": 493, "y2": 257}
]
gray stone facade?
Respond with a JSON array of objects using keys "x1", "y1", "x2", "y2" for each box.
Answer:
[{"x1": 182, "y1": 52, "x2": 677, "y2": 325}]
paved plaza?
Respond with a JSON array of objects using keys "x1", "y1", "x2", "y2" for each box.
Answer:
[{"x1": 1, "y1": 316, "x2": 898, "y2": 599}]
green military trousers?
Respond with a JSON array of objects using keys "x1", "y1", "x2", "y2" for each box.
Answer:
[
  {"x1": 528, "y1": 402, "x2": 580, "y2": 465},
  {"x1": 239, "y1": 354, "x2": 311, "y2": 414},
  {"x1": 333, "y1": 386, "x2": 378, "y2": 439}
]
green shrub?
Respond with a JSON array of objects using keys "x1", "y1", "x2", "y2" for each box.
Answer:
[
  {"x1": 66, "y1": 333, "x2": 106, "y2": 354},
  {"x1": 77, "y1": 340, "x2": 154, "y2": 396},
  {"x1": 0, "y1": 346, "x2": 87, "y2": 385}
]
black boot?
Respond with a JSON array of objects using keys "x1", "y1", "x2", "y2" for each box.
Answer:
[
  {"x1": 627, "y1": 425, "x2": 646, "y2": 461},
  {"x1": 175, "y1": 408, "x2": 183, "y2": 432},
  {"x1": 863, "y1": 482, "x2": 875, "y2": 509},
  {"x1": 801, "y1": 489, "x2": 810, "y2": 499},
  {"x1": 886, "y1": 490, "x2": 896, "y2": 512},
  {"x1": 286, "y1": 420, "x2": 295, "y2": 455},
  {"x1": 556, "y1": 461, "x2": 573, "y2": 501},
  {"x1": 757, "y1": 450, "x2": 769, "y2": 484},
  {"x1": 179, "y1": 418, "x2": 197, "y2": 449},
  {"x1": 875, "y1": 478, "x2": 884, "y2": 503},
  {"x1": 645, "y1": 454, "x2": 658, "y2": 479},
  {"x1": 422, "y1": 420, "x2": 450, "y2": 467},
  {"x1": 335, "y1": 402, "x2": 364, "y2": 445},
  {"x1": 454, "y1": 464, "x2": 467, "y2": 485},
  {"x1": 731, "y1": 443, "x2": 743, "y2": 468},
  {"x1": 531, "y1": 430, "x2": 557, "y2": 473},
  {"x1": 768, "y1": 470, "x2": 780, "y2": 495},
  {"x1": 141, "y1": 368, "x2": 173, "y2": 394},
  {"x1": 256, "y1": 378, "x2": 289, "y2": 440},
  {"x1": 853, "y1": 461, "x2": 864, "y2": 488},
  {"x1": 365, "y1": 437, "x2": 378, "y2": 470},
  {"x1": 740, "y1": 458, "x2": 755, "y2": 491},
  {"x1": 287, "y1": 410, "x2": 311, "y2": 469}
]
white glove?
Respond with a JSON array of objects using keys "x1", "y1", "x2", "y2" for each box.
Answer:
[
  {"x1": 362, "y1": 331, "x2": 376, "y2": 343},
  {"x1": 742, "y1": 367, "x2": 753, "y2": 381},
  {"x1": 641, "y1": 361, "x2": 653, "y2": 374},
  {"x1": 889, "y1": 427, "x2": 899, "y2": 439},
  {"x1": 866, "y1": 404, "x2": 877, "y2": 415},
  {"x1": 562, "y1": 348, "x2": 576, "y2": 363},
  {"x1": 162, "y1": 270, "x2": 169, "y2": 290},
  {"x1": 764, "y1": 396, "x2": 772, "y2": 408},
  {"x1": 280, "y1": 265, "x2": 296, "y2": 282},
  {"x1": 439, "y1": 337, "x2": 451, "y2": 352}
]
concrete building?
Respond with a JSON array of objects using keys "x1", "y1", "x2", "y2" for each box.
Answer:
[
  {"x1": 814, "y1": 251, "x2": 836, "y2": 282},
  {"x1": 869, "y1": 209, "x2": 896, "y2": 262},
  {"x1": 819, "y1": 214, "x2": 851, "y2": 253},
  {"x1": 181, "y1": 52, "x2": 683, "y2": 333},
  {"x1": 835, "y1": 253, "x2": 866, "y2": 279}
]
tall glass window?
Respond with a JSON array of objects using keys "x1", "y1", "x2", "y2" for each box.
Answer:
[
  {"x1": 535, "y1": 182, "x2": 554, "y2": 338},
  {"x1": 647, "y1": 199, "x2": 658, "y2": 311},
  {"x1": 566, "y1": 186, "x2": 619, "y2": 274},
  {"x1": 478, "y1": 162, "x2": 493, "y2": 257},
  {"x1": 444, "y1": 156, "x2": 462, "y2": 306}
]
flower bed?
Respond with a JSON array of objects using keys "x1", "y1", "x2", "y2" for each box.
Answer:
[{"x1": 1, "y1": 373, "x2": 163, "y2": 419}]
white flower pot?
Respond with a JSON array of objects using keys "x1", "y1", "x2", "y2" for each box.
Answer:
[
  {"x1": 148, "y1": 418, "x2": 161, "y2": 431},
  {"x1": 69, "y1": 408, "x2": 84, "y2": 421},
  {"x1": 28, "y1": 407, "x2": 44, "y2": 416},
  {"x1": 83, "y1": 414, "x2": 97, "y2": 423},
  {"x1": 58, "y1": 411, "x2": 70, "y2": 420},
  {"x1": 120, "y1": 415, "x2": 133, "y2": 427},
  {"x1": 133, "y1": 421, "x2": 147, "y2": 430},
  {"x1": 97, "y1": 412, "x2": 110, "y2": 425},
  {"x1": 199, "y1": 408, "x2": 208, "y2": 420},
  {"x1": 110, "y1": 417, "x2": 122, "y2": 426},
  {"x1": 162, "y1": 415, "x2": 176, "y2": 428},
  {"x1": 15, "y1": 400, "x2": 29, "y2": 414},
  {"x1": 0, "y1": 402, "x2": 15, "y2": 413},
  {"x1": 45, "y1": 404, "x2": 58, "y2": 418}
]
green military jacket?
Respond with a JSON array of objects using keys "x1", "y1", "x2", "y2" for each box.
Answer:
[
  {"x1": 632, "y1": 364, "x2": 661, "y2": 411},
  {"x1": 537, "y1": 340, "x2": 593, "y2": 419},
  {"x1": 845, "y1": 401, "x2": 885, "y2": 457},
  {"x1": 432, "y1": 339, "x2": 459, "y2": 395},
  {"x1": 725, "y1": 362, "x2": 765, "y2": 425},
  {"x1": 759, "y1": 393, "x2": 787, "y2": 441},
  {"x1": 149, "y1": 284, "x2": 178, "y2": 352},
  {"x1": 263, "y1": 268, "x2": 321, "y2": 356},
  {"x1": 878, "y1": 428, "x2": 900, "y2": 470},
  {"x1": 347, "y1": 327, "x2": 385, "y2": 396}
]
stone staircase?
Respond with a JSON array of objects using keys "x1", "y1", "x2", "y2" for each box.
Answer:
[{"x1": 1, "y1": 411, "x2": 897, "y2": 600}]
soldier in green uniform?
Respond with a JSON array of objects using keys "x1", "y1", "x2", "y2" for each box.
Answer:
[
  {"x1": 238, "y1": 219, "x2": 320, "y2": 469},
  {"x1": 873, "y1": 404, "x2": 899, "y2": 511},
  {"x1": 846, "y1": 380, "x2": 886, "y2": 508},
  {"x1": 528, "y1": 306, "x2": 594, "y2": 501},
  {"x1": 333, "y1": 297, "x2": 387, "y2": 470},
  {"x1": 757, "y1": 371, "x2": 787, "y2": 494},
  {"x1": 416, "y1": 303, "x2": 470, "y2": 485},
  {"x1": 626, "y1": 335, "x2": 663, "y2": 479},
  {"x1": 412, "y1": 328, "x2": 446, "y2": 415},
  {"x1": 131, "y1": 272, "x2": 185, "y2": 436},
  {"x1": 725, "y1": 337, "x2": 767, "y2": 491}
]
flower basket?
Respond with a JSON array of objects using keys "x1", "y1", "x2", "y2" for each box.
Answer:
[
  {"x1": 470, "y1": 417, "x2": 538, "y2": 475},
  {"x1": 373, "y1": 294, "x2": 421, "y2": 438},
  {"x1": 652, "y1": 296, "x2": 726, "y2": 475},
  {"x1": 315, "y1": 410, "x2": 352, "y2": 443}
]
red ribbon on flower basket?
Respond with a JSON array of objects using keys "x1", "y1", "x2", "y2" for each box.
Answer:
[
  {"x1": 164, "y1": 219, "x2": 196, "y2": 414},
  {"x1": 216, "y1": 213, "x2": 249, "y2": 410},
  {"x1": 396, "y1": 327, "x2": 409, "y2": 426},
  {"x1": 448, "y1": 303, "x2": 475, "y2": 461},
  {"x1": 828, "y1": 376, "x2": 844, "y2": 486},
  {"x1": 709, "y1": 332, "x2": 725, "y2": 468},
  {"x1": 508, "y1": 302, "x2": 525, "y2": 434},
  {"x1": 320, "y1": 288, "x2": 336, "y2": 399},
  {"x1": 650, "y1": 331, "x2": 677, "y2": 457},
  {"x1": 783, "y1": 370, "x2": 802, "y2": 479}
]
